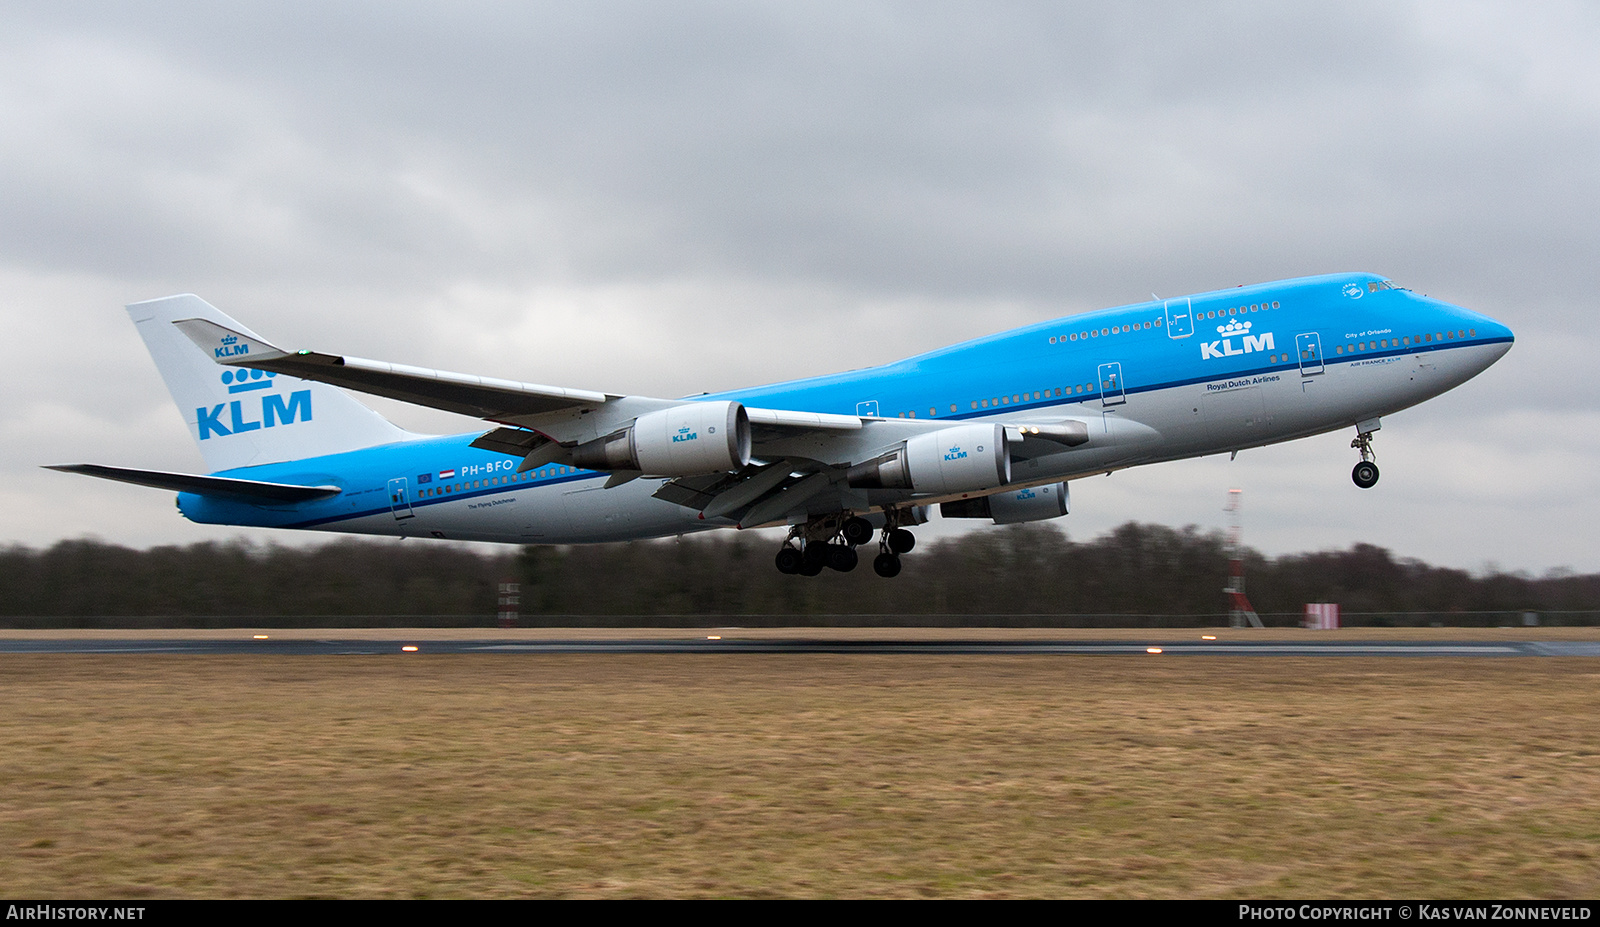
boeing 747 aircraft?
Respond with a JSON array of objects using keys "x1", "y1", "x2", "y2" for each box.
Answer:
[{"x1": 51, "y1": 273, "x2": 1512, "y2": 577}]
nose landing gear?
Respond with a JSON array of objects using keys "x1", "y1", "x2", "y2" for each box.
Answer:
[{"x1": 1351, "y1": 424, "x2": 1380, "y2": 489}]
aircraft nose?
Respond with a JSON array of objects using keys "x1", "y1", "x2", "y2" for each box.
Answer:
[
  {"x1": 1439, "y1": 300, "x2": 1514, "y2": 368},
  {"x1": 1424, "y1": 294, "x2": 1514, "y2": 348},
  {"x1": 1479, "y1": 314, "x2": 1514, "y2": 346},
  {"x1": 1462, "y1": 306, "x2": 1514, "y2": 356}
]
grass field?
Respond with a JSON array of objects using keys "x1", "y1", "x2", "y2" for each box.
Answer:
[{"x1": 1, "y1": 637, "x2": 1597, "y2": 897}]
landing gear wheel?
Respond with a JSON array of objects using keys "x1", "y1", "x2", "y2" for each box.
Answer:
[
  {"x1": 775, "y1": 547, "x2": 802, "y2": 574},
  {"x1": 1352, "y1": 461, "x2": 1380, "y2": 489},
  {"x1": 886, "y1": 528, "x2": 915, "y2": 554},
  {"x1": 842, "y1": 517, "x2": 874, "y2": 547},
  {"x1": 801, "y1": 542, "x2": 829, "y2": 570},
  {"x1": 873, "y1": 553, "x2": 902, "y2": 578},
  {"x1": 827, "y1": 544, "x2": 859, "y2": 572}
]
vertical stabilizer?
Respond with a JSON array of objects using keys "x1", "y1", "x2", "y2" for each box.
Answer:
[{"x1": 128, "y1": 295, "x2": 411, "y2": 472}]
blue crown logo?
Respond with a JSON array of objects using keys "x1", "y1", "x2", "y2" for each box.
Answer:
[
  {"x1": 220, "y1": 334, "x2": 238, "y2": 345},
  {"x1": 221, "y1": 369, "x2": 277, "y2": 394}
]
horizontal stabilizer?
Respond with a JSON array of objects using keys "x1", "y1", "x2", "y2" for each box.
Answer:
[{"x1": 46, "y1": 464, "x2": 341, "y2": 503}]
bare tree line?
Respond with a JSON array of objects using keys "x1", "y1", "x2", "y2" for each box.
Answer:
[{"x1": 3, "y1": 523, "x2": 1596, "y2": 627}]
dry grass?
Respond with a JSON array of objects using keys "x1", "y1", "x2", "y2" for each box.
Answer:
[{"x1": 1, "y1": 652, "x2": 1597, "y2": 898}]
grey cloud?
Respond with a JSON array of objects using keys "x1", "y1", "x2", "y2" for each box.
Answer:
[{"x1": 2, "y1": 1, "x2": 1595, "y2": 569}]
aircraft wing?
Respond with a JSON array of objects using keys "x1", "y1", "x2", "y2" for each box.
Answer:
[
  {"x1": 170, "y1": 317, "x2": 1087, "y2": 526},
  {"x1": 172, "y1": 318, "x2": 626, "y2": 421},
  {"x1": 173, "y1": 318, "x2": 870, "y2": 449}
]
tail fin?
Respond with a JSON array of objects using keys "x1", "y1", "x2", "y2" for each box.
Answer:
[{"x1": 128, "y1": 295, "x2": 411, "y2": 472}]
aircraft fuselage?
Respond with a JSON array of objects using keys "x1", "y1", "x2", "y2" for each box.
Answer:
[{"x1": 174, "y1": 273, "x2": 1512, "y2": 544}]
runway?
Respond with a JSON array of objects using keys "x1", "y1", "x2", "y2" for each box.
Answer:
[{"x1": 3, "y1": 637, "x2": 1599, "y2": 656}]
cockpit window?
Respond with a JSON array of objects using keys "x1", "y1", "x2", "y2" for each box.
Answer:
[{"x1": 1366, "y1": 279, "x2": 1406, "y2": 293}]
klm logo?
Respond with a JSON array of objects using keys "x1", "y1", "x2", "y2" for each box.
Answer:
[
  {"x1": 1016, "y1": 488, "x2": 1037, "y2": 499},
  {"x1": 671, "y1": 425, "x2": 698, "y2": 443},
  {"x1": 944, "y1": 445, "x2": 968, "y2": 462},
  {"x1": 197, "y1": 371, "x2": 312, "y2": 440},
  {"x1": 1201, "y1": 320, "x2": 1274, "y2": 360},
  {"x1": 214, "y1": 334, "x2": 249, "y2": 359}
]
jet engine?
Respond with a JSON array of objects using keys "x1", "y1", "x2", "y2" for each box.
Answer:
[
  {"x1": 846, "y1": 423, "x2": 1011, "y2": 494},
  {"x1": 940, "y1": 482, "x2": 1069, "y2": 525},
  {"x1": 572, "y1": 401, "x2": 751, "y2": 476}
]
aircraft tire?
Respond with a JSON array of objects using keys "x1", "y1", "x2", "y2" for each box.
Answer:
[
  {"x1": 1352, "y1": 461, "x2": 1380, "y2": 489},
  {"x1": 887, "y1": 528, "x2": 916, "y2": 554},
  {"x1": 873, "y1": 553, "x2": 902, "y2": 578},
  {"x1": 828, "y1": 545, "x2": 859, "y2": 572},
  {"x1": 775, "y1": 547, "x2": 802, "y2": 574},
  {"x1": 842, "y1": 517, "x2": 874, "y2": 546}
]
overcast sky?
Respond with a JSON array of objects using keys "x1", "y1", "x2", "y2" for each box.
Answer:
[{"x1": 3, "y1": 1, "x2": 1596, "y2": 574}]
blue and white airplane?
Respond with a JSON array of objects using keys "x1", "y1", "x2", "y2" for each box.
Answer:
[{"x1": 51, "y1": 273, "x2": 1512, "y2": 577}]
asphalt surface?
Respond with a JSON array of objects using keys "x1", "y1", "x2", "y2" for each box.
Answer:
[{"x1": 3, "y1": 638, "x2": 1598, "y2": 656}]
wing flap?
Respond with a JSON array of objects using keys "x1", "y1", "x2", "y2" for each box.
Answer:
[{"x1": 745, "y1": 408, "x2": 864, "y2": 431}]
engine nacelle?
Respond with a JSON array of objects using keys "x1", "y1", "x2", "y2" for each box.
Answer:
[
  {"x1": 847, "y1": 423, "x2": 1010, "y2": 494},
  {"x1": 940, "y1": 482, "x2": 1069, "y2": 525},
  {"x1": 572, "y1": 401, "x2": 751, "y2": 476}
]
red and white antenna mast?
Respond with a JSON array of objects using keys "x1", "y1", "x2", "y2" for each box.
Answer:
[{"x1": 1225, "y1": 488, "x2": 1264, "y2": 628}]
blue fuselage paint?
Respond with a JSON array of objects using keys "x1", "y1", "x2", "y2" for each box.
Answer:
[{"x1": 177, "y1": 273, "x2": 1513, "y2": 544}]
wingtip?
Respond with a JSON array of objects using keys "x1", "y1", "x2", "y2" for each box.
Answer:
[{"x1": 171, "y1": 317, "x2": 290, "y2": 365}]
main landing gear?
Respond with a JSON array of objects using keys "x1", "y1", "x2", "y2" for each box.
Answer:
[
  {"x1": 774, "y1": 513, "x2": 917, "y2": 578},
  {"x1": 1350, "y1": 425, "x2": 1380, "y2": 489},
  {"x1": 872, "y1": 527, "x2": 915, "y2": 578}
]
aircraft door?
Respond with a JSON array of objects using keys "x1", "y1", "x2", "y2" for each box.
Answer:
[
  {"x1": 1295, "y1": 333, "x2": 1325, "y2": 377},
  {"x1": 1098, "y1": 362, "x2": 1126, "y2": 406},
  {"x1": 1164, "y1": 298, "x2": 1194, "y2": 338},
  {"x1": 387, "y1": 477, "x2": 415, "y2": 519},
  {"x1": 855, "y1": 400, "x2": 880, "y2": 417}
]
